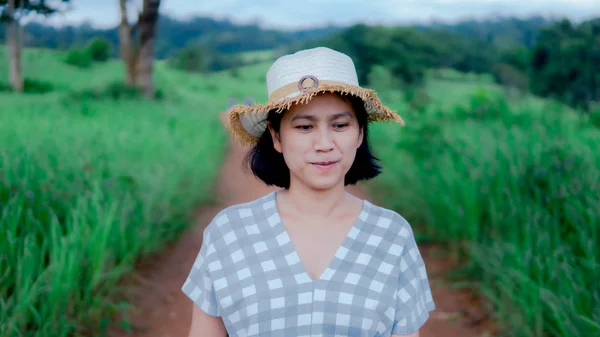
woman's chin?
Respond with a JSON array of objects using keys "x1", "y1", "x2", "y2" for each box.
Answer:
[{"x1": 305, "y1": 176, "x2": 345, "y2": 191}]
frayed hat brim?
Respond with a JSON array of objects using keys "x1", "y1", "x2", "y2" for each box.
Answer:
[{"x1": 226, "y1": 84, "x2": 404, "y2": 147}]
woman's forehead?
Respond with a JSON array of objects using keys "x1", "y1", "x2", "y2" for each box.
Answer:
[{"x1": 286, "y1": 93, "x2": 355, "y2": 118}]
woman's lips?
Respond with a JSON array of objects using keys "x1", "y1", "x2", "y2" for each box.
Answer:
[{"x1": 311, "y1": 161, "x2": 338, "y2": 170}]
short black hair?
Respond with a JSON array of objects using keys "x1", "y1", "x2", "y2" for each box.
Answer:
[{"x1": 243, "y1": 93, "x2": 383, "y2": 189}]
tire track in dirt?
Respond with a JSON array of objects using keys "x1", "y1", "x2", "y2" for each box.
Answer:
[{"x1": 107, "y1": 113, "x2": 496, "y2": 337}]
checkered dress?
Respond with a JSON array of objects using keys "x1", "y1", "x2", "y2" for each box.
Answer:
[{"x1": 182, "y1": 191, "x2": 436, "y2": 336}]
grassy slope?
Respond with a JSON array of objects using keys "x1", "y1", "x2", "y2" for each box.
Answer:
[
  {"x1": 367, "y1": 72, "x2": 599, "y2": 337},
  {"x1": 0, "y1": 46, "x2": 234, "y2": 336}
]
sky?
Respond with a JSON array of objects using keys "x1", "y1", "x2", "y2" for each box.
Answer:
[{"x1": 36, "y1": 0, "x2": 600, "y2": 30}]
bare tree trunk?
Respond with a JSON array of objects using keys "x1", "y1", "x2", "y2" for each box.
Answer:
[
  {"x1": 135, "y1": 0, "x2": 161, "y2": 98},
  {"x1": 118, "y1": 0, "x2": 136, "y2": 86},
  {"x1": 7, "y1": 0, "x2": 24, "y2": 93}
]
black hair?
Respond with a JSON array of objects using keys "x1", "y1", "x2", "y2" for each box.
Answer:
[{"x1": 243, "y1": 93, "x2": 382, "y2": 189}]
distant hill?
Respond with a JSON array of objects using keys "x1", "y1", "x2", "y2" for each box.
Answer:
[
  {"x1": 415, "y1": 16, "x2": 552, "y2": 50},
  {"x1": 0, "y1": 15, "x2": 559, "y2": 60},
  {"x1": 0, "y1": 15, "x2": 345, "y2": 59}
]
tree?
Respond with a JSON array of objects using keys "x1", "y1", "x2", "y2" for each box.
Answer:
[
  {"x1": 0, "y1": 0, "x2": 70, "y2": 92},
  {"x1": 530, "y1": 18, "x2": 600, "y2": 110},
  {"x1": 118, "y1": 0, "x2": 161, "y2": 98}
]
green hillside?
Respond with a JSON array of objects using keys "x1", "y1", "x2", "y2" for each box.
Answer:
[
  {"x1": 0, "y1": 46, "x2": 231, "y2": 336},
  {"x1": 367, "y1": 67, "x2": 599, "y2": 337},
  {"x1": 1, "y1": 45, "x2": 598, "y2": 337}
]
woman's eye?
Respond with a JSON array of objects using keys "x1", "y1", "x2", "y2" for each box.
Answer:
[{"x1": 295, "y1": 125, "x2": 313, "y2": 131}]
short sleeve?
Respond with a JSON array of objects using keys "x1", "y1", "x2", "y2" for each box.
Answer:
[
  {"x1": 181, "y1": 224, "x2": 221, "y2": 316},
  {"x1": 391, "y1": 227, "x2": 436, "y2": 335}
]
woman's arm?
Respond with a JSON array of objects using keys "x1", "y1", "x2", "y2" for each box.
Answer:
[{"x1": 187, "y1": 305, "x2": 228, "y2": 337}]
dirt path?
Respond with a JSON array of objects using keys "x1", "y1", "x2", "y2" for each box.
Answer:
[{"x1": 107, "y1": 114, "x2": 496, "y2": 337}]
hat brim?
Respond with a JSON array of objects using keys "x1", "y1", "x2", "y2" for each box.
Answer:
[{"x1": 226, "y1": 84, "x2": 405, "y2": 147}]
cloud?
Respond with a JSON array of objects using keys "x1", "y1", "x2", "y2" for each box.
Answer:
[{"x1": 159, "y1": 0, "x2": 398, "y2": 28}]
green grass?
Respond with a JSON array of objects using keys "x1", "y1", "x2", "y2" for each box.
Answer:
[
  {"x1": 237, "y1": 49, "x2": 276, "y2": 64},
  {"x1": 0, "y1": 46, "x2": 229, "y2": 336},
  {"x1": 426, "y1": 67, "x2": 496, "y2": 83},
  {"x1": 0, "y1": 47, "x2": 125, "y2": 92},
  {"x1": 368, "y1": 87, "x2": 600, "y2": 337}
]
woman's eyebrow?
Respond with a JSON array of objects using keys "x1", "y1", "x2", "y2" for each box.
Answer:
[
  {"x1": 290, "y1": 111, "x2": 352, "y2": 122},
  {"x1": 330, "y1": 111, "x2": 353, "y2": 120},
  {"x1": 290, "y1": 114, "x2": 316, "y2": 122}
]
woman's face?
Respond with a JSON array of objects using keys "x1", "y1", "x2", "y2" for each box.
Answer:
[{"x1": 269, "y1": 92, "x2": 364, "y2": 191}]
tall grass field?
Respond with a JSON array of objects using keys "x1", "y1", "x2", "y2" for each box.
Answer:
[
  {"x1": 369, "y1": 80, "x2": 599, "y2": 337},
  {"x1": 0, "y1": 47, "x2": 234, "y2": 336},
  {"x1": 1, "y1": 45, "x2": 598, "y2": 337}
]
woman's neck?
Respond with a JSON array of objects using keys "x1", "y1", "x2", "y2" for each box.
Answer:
[{"x1": 277, "y1": 180, "x2": 351, "y2": 219}]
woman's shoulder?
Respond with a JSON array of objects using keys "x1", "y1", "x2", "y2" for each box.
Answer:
[
  {"x1": 203, "y1": 191, "x2": 276, "y2": 235},
  {"x1": 363, "y1": 199, "x2": 418, "y2": 241}
]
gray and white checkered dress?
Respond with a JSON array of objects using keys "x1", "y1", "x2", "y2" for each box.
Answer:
[{"x1": 182, "y1": 191, "x2": 435, "y2": 336}]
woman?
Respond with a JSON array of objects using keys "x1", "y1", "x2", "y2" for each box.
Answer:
[{"x1": 182, "y1": 47, "x2": 436, "y2": 337}]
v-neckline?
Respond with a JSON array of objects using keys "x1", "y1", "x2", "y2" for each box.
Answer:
[{"x1": 271, "y1": 190, "x2": 368, "y2": 283}]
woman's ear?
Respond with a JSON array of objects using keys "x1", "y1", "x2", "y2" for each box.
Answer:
[{"x1": 268, "y1": 122, "x2": 282, "y2": 153}]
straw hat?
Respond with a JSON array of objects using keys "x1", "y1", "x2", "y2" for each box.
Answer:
[{"x1": 226, "y1": 47, "x2": 405, "y2": 146}]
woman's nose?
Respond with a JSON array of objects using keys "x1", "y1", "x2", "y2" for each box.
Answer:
[{"x1": 313, "y1": 128, "x2": 335, "y2": 151}]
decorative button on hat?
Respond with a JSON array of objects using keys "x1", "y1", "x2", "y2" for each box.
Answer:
[
  {"x1": 298, "y1": 75, "x2": 319, "y2": 93},
  {"x1": 226, "y1": 47, "x2": 405, "y2": 146}
]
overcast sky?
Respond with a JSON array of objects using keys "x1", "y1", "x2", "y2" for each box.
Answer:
[{"x1": 37, "y1": 0, "x2": 600, "y2": 30}]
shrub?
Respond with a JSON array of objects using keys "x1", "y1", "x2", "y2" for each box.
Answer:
[
  {"x1": 23, "y1": 79, "x2": 54, "y2": 94},
  {"x1": 454, "y1": 89, "x2": 511, "y2": 122},
  {"x1": 66, "y1": 82, "x2": 164, "y2": 102},
  {"x1": 168, "y1": 45, "x2": 245, "y2": 73},
  {"x1": 589, "y1": 107, "x2": 600, "y2": 129},
  {"x1": 0, "y1": 81, "x2": 11, "y2": 92},
  {"x1": 0, "y1": 79, "x2": 54, "y2": 94},
  {"x1": 64, "y1": 49, "x2": 93, "y2": 69},
  {"x1": 86, "y1": 38, "x2": 112, "y2": 62}
]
